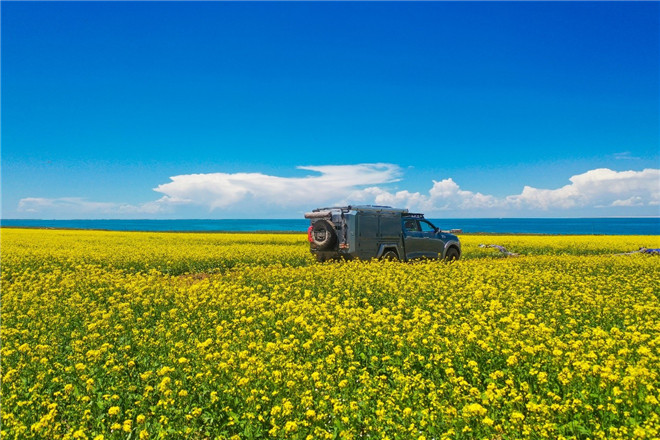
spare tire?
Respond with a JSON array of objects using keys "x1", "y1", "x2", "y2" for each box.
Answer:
[{"x1": 311, "y1": 220, "x2": 337, "y2": 250}]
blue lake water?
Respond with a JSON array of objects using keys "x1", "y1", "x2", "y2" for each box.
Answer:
[{"x1": 2, "y1": 218, "x2": 659, "y2": 235}]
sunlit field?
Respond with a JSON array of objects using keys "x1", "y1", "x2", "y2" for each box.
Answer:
[{"x1": 2, "y1": 228, "x2": 659, "y2": 440}]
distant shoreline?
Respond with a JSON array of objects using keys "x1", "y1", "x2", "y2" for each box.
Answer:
[
  {"x1": 0, "y1": 226, "x2": 303, "y2": 234},
  {"x1": 2, "y1": 226, "x2": 658, "y2": 237},
  {"x1": 2, "y1": 218, "x2": 658, "y2": 236}
]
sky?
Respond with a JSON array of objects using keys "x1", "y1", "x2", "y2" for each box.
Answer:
[{"x1": 2, "y1": 1, "x2": 659, "y2": 219}]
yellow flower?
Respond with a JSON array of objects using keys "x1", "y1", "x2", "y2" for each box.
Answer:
[
  {"x1": 506, "y1": 354, "x2": 518, "y2": 366},
  {"x1": 633, "y1": 427, "x2": 647, "y2": 438},
  {"x1": 463, "y1": 403, "x2": 487, "y2": 417},
  {"x1": 3, "y1": 229, "x2": 659, "y2": 440},
  {"x1": 123, "y1": 419, "x2": 132, "y2": 432},
  {"x1": 284, "y1": 421, "x2": 298, "y2": 433}
]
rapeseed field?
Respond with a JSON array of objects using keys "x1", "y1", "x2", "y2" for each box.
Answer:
[{"x1": 2, "y1": 229, "x2": 659, "y2": 440}]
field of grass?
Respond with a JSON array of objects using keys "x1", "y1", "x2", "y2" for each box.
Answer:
[{"x1": 2, "y1": 228, "x2": 659, "y2": 439}]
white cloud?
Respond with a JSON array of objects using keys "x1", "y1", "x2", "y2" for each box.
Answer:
[
  {"x1": 18, "y1": 197, "x2": 117, "y2": 214},
  {"x1": 17, "y1": 197, "x2": 175, "y2": 216},
  {"x1": 349, "y1": 168, "x2": 659, "y2": 214},
  {"x1": 152, "y1": 163, "x2": 401, "y2": 210},
  {"x1": 611, "y1": 196, "x2": 644, "y2": 207},
  {"x1": 16, "y1": 165, "x2": 660, "y2": 218},
  {"x1": 347, "y1": 178, "x2": 502, "y2": 213},
  {"x1": 505, "y1": 168, "x2": 659, "y2": 210},
  {"x1": 611, "y1": 151, "x2": 639, "y2": 160},
  {"x1": 429, "y1": 178, "x2": 502, "y2": 210},
  {"x1": 15, "y1": 164, "x2": 401, "y2": 218}
]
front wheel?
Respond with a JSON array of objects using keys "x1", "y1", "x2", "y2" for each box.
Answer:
[{"x1": 444, "y1": 247, "x2": 460, "y2": 261}]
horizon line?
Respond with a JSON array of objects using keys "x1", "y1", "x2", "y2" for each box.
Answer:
[{"x1": 3, "y1": 217, "x2": 659, "y2": 221}]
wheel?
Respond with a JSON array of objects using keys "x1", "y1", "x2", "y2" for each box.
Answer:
[
  {"x1": 381, "y1": 250, "x2": 399, "y2": 261},
  {"x1": 311, "y1": 220, "x2": 337, "y2": 251},
  {"x1": 316, "y1": 254, "x2": 326, "y2": 263},
  {"x1": 444, "y1": 247, "x2": 460, "y2": 261}
]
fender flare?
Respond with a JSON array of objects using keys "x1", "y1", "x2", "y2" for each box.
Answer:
[
  {"x1": 377, "y1": 243, "x2": 402, "y2": 259},
  {"x1": 443, "y1": 240, "x2": 461, "y2": 259}
]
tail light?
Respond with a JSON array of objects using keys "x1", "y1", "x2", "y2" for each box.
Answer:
[{"x1": 307, "y1": 225, "x2": 313, "y2": 242}]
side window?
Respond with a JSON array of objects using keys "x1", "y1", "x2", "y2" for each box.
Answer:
[
  {"x1": 403, "y1": 219, "x2": 420, "y2": 232},
  {"x1": 420, "y1": 221, "x2": 436, "y2": 233}
]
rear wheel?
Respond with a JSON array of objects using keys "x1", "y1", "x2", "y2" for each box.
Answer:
[
  {"x1": 444, "y1": 247, "x2": 460, "y2": 261},
  {"x1": 381, "y1": 250, "x2": 399, "y2": 261}
]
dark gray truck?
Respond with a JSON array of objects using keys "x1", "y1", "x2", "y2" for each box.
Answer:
[{"x1": 305, "y1": 205, "x2": 461, "y2": 262}]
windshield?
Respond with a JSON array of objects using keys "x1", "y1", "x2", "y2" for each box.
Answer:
[{"x1": 419, "y1": 220, "x2": 436, "y2": 233}]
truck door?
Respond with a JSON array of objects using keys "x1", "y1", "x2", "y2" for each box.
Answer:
[
  {"x1": 419, "y1": 219, "x2": 442, "y2": 258},
  {"x1": 403, "y1": 219, "x2": 441, "y2": 259},
  {"x1": 403, "y1": 219, "x2": 425, "y2": 259}
]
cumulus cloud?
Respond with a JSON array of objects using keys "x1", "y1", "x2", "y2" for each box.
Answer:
[
  {"x1": 505, "y1": 168, "x2": 659, "y2": 210},
  {"x1": 152, "y1": 163, "x2": 401, "y2": 210},
  {"x1": 15, "y1": 164, "x2": 401, "y2": 217},
  {"x1": 16, "y1": 165, "x2": 659, "y2": 217},
  {"x1": 346, "y1": 178, "x2": 502, "y2": 213},
  {"x1": 348, "y1": 168, "x2": 659, "y2": 214}
]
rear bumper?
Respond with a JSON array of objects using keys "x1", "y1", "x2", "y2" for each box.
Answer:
[{"x1": 310, "y1": 248, "x2": 355, "y2": 260}]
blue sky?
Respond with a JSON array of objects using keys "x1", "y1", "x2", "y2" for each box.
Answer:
[{"x1": 2, "y1": 1, "x2": 658, "y2": 219}]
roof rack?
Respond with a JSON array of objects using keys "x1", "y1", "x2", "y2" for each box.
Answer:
[
  {"x1": 312, "y1": 206, "x2": 350, "y2": 212},
  {"x1": 312, "y1": 205, "x2": 408, "y2": 213},
  {"x1": 350, "y1": 205, "x2": 408, "y2": 213}
]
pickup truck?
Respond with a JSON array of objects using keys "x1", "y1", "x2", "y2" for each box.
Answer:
[{"x1": 305, "y1": 205, "x2": 461, "y2": 262}]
